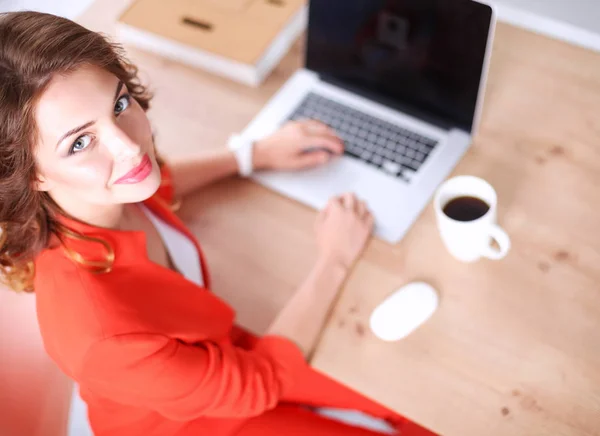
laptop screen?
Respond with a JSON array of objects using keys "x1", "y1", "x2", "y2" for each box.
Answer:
[{"x1": 306, "y1": 0, "x2": 493, "y2": 132}]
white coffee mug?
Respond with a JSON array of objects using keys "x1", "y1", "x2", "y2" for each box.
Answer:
[{"x1": 434, "y1": 176, "x2": 511, "y2": 262}]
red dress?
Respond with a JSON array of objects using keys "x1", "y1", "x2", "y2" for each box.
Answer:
[{"x1": 34, "y1": 165, "x2": 436, "y2": 436}]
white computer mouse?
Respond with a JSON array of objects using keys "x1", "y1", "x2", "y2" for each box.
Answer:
[{"x1": 369, "y1": 281, "x2": 439, "y2": 342}]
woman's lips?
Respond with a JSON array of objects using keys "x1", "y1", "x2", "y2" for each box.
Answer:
[{"x1": 114, "y1": 154, "x2": 152, "y2": 184}]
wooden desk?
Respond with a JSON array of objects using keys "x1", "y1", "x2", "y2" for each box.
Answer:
[{"x1": 80, "y1": 2, "x2": 600, "y2": 435}]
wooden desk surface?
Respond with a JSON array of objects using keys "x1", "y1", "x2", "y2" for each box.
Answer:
[{"x1": 80, "y1": 2, "x2": 600, "y2": 435}]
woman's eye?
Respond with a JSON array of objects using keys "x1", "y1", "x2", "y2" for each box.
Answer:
[
  {"x1": 69, "y1": 135, "x2": 92, "y2": 155},
  {"x1": 114, "y1": 94, "x2": 131, "y2": 115}
]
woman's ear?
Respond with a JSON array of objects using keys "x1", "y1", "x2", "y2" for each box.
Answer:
[{"x1": 34, "y1": 174, "x2": 53, "y2": 192}]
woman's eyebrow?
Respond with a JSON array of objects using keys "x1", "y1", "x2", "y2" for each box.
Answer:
[
  {"x1": 55, "y1": 120, "x2": 95, "y2": 149},
  {"x1": 55, "y1": 81, "x2": 125, "y2": 149}
]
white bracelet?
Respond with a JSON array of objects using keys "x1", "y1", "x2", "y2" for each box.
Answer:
[{"x1": 227, "y1": 134, "x2": 255, "y2": 177}]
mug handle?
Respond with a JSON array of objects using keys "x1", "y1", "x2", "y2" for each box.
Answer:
[{"x1": 481, "y1": 224, "x2": 511, "y2": 260}]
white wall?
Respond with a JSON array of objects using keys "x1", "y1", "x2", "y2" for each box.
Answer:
[
  {"x1": 491, "y1": 0, "x2": 600, "y2": 35},
  {"x1": 490, "y1": 0, "x2": 600, "y2": 52}
]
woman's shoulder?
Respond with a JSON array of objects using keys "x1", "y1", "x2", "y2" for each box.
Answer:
[
  {"x1": 35, "y1": 246, "x2": 156, "y2": 314},
  {"x1": 34, "y1": 248, "x2": 137, "y2": 340},
  {"x1": 35, "y1": 244, "x2": 110, "y2": 293},
  {"x1": 35, "y1": 247, "x2": 113, "y2": 324},
  {"x1": 34, "y1": 249, "x2": 161, "y2": 371},
  {"x1": 35, "y1": 247, "x2": 233, "y2": 336},
  {"x1": 35, "y1": 246, "x2": 89, "y2": 294}
]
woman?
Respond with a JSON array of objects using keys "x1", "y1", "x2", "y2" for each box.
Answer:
[{"x1": 0, "y1": 11, "x2": 435, "y2": 436}]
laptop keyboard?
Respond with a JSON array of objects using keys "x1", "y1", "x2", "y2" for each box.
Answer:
[{"x1": 287, "y1": 93, "x2": 439, "y2": 181}]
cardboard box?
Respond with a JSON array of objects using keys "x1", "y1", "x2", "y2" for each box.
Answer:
[{"x1": 117, "y1": 0, "x2": 307, "y2": 86}]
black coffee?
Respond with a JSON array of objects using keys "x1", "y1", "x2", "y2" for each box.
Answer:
[{"x1": 443, "y1": 196, "x2": 490, "y2": 221}]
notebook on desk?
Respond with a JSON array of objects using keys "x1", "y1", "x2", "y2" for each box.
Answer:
[{"x1": 116, "y1": 0, "x2": 307, "y2": 86}]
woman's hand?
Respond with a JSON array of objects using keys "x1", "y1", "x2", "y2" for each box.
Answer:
[
  {"x1": 314, "y1": 192, "x2": 375, "y2": 271},
  {"x1": 253, "y1": 120, "x2": 344, "y2": 171}
]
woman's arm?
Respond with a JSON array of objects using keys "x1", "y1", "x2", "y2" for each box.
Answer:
[
  {"x1": 168, "y1": 120, "x2": 343, "y2": 198},
  {"x1": 79, "y1": 331, "x2": 306, "y2": 420},
  {"x1": 266, "y1": 255, "x2": 348, "y2": 360},
  {"x1": 267, "y1": 193, "x2": 374, "y2": 359}
]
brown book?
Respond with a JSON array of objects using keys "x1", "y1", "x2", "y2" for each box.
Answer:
[{"x1": 116, "y1": 0, "x2": 307, "y2": 86}]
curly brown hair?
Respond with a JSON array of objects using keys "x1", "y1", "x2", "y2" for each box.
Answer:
[{"x1": 0, "y1": 11, "x2": 158, "y2": 292}]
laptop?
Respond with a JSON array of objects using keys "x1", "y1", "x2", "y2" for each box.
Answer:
[{"x1": 240, "y1": 0, "x2": 496, "y2": 244}]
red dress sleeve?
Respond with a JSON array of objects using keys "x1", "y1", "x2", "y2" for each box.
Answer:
[{"x1": 79, "y1": 333, "x2": 306, "y2": 421}]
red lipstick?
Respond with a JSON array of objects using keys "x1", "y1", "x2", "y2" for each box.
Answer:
[{"x1": 114, "y1": 154, "x2": 152, "y2": 184}]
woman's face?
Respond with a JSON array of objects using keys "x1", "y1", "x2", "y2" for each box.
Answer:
[{"x1": 34, "y1": 64, "x2": 161, "y2": 208}]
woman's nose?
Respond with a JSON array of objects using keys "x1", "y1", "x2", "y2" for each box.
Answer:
[{"x1": 103, "y1": 123, "x2": 141, "y2": 160}]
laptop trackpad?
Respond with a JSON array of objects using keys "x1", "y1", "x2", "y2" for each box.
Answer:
[
  {"x1": 253, "y1": 159, "x2": 362, "y2": 210},
  {"x1": 298, "y1": 159, "x2": 359, "y2": 201}
]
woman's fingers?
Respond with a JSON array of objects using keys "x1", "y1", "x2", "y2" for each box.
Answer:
[
  {"x1": 339, "y1": 194, "x2": 372, "y2": 221},
  {"x1": 365, "y1": 212, "x2": 375, "y2": 230},
  {"x1": 341, "y1": 192, "x2": 358, "y2": 213},
  {"x1": 301, "y1": 119, "x2": 333, "y2": 135},
  {"x1": 297, "y1": 150, "x2": 330, "y2": 167},
  {"x1": 319, "y1": 193, "x2": 373, "y2": 230},
  {"x1": 296, "y1": 137, "x2": 343, "y2": 164},
  {"x1": 299, "y1": 120, "x2": 344, "y2": 154},
  {"x1": 356, "y1": 200, "x2": 367, "y2": 219},
  {"x1": 312, "y1": 135, "x2": 344, "y2": 154},
  {"x1": 317, "y1": 196, "x2": 342, "y2": 225}
]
